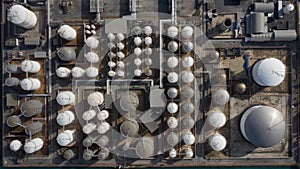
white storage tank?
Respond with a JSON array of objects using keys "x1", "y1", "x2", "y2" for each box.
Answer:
[
  {"x1": 82, "y1": 110, "x2": 96, "y2": 121},
  {"x1": 117, "y1": 42, "x2": 125, "y2": 50},
  {"x1": 6, "y1": 64, "x2": 19, "y2": 74},
  {"x1": 57, "y1": 110, "x2": 75, "y2": 126},
  {"x1": 21, "y1": 60, "x2": 41, "y2": 73},
  {"x1": 144, "y1": 26, "x2": 152, "y2": 36},
  {"x1": 181, "y1": 26, "x2": 194, "y2": 39},
  {"x1": 58, "y1": 25, "x2": 77, "y2": 41},
  {"x1": 120, "y1": 120, "x2": 139, "y2": 137},
  {"x1": 208, "y1": 111, "x2": 226, "y2": 128},
  {"x1": 108, "y1": 70, "x2": 116, "y2": 77},
  {"x1": 135, "y1": 137, "x2": 154, "y2": 159},
  {"x1": 182, "y1": 102, "x2": 195, "y2": 114},
  {"x1": 86, "y1": 67, "x2": 99, "y2": 78},
  {"x1": 183, "y1": 132, "x2": 195, "y2": 145},
  {"x1": 182, "y1": 56, "x2": 194, "y2": 68},
  {"x1": 24, "y1": 138, "x2": 44, "y2": 154},
  {"x1": 182, "y1": 41, "x2": 194, "y2": 53},
  {"x1": 58, "y1": 47, "x2": 76, "y2": 62},
  {"x1": 56, "y1": 91, "x2": 75, "y2": 106},
  {"x1": 5, "y1": 77, "x2": 20, "y2": 87},
  {"x1": 87, "y1": 92, "x2": 104, "y2": 106},
  {"x1": 144, "y1": 48, "x2": 152, "y2": 56},
  {"x1": 57, "y1": 130, "x2": 75, "y2": 146},
  {"x1": 10, "y1": 140, "x2": 22, "y2": 152},
  {"x1": 71, "y1": 67, "x2": 85, "y2": 78},
  {"x1": 85, "y1": 52, "x2": 99, "y2": 63},
  {"x1": 283, "y1": 4, "x2": 294, "y2": 14},
  {"x1": 182, "y1": 116, "x2": 195, "y2": 129},
  {"x1": 134, "y1": 47, "x2": 142, "y2": 56},
  {"x1": 107, "y1": 33, "x2": 115, "y2": 41},
  {"x1": 167, "y1": 132, "x2": 179, "y2": 146},
  {"x1": 169, "y1": 148, "x2": 177, "y2": 158},
  {"x1": 97, "y1": 110, "x2": 109, "y2": 120},
  {"x1": 209, "y1": 133, "x2": 227, "y2": 151},
  {"x1": 134, "y1": 58, "x2": 142, "y2": 66},
  {"x1": 83, "y1": 123, "x2": 97, "y2": 134},
  {"x1": 145, "y1": 57, "x2": 152, "y2": 66},
  {"x1": 168, "y1": 41, "x2": 178, "y2": 52},
  {"x1": 167, "y1": 72, "x2": 179, "y2": 83},
  {"x1": 167, "y1": 117, "x2": 178, "y2": 129},
  {"x1": 7, "y1": 5, "x2": 37, "y2": 29},
  {"x1": 21, "y1": 100, "x2": 43, "y2": 117},
  {"x1": 21, "y1": 78, "x2": 41, "y2": 91},
  {"x1": 117, "y1": 52, "x2": 125, "y2": 59},
  {"x1": 167, "y1": 26, "x2": 179, "y2": 38},
  {"x1": 181, "y1": 71, "x2": 194, "y2": 83},
  {"x1": 181, "y1": 87, "x2": 195, "y2": 99},
  {"x1": 117, "y1": 33, "x2": 125, "y2": 41},
  {"x1": 56, "y1": 67, "x2": 71, "y2": 78},
  {"x1": 167, "y1": 56, "x2": 179, "y2": 68},
  {"x1": 134, "y1": 37, "x2": 142, "y2": 46},
  {"x1": 167, "y1": 102, "x2": 178, "y2": 114},
  {"x1": 185, "y1": 147, "x2": 194, "y2": 158},
  {"x1": 107, "y1": 42, "x2": 115, "y2": 49},
  {"x1": 86, "y1": 36, "x2": 99, "y2": 49},
  {"x1": 145, "y1": 37, "x2": 152, "y2": 46},
  {"x1": 97, "y1": 121, "x2": 110, "y2": 134},
  {"x1": 167, "y1": 87, "x2": 178, "y2": 99},
  {"x1": 212, "y1": 89, "x2": 230, "y2": 105}
]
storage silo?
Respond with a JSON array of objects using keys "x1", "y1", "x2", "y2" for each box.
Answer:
[
  {"x1": 167, "y1": 56, "x2": 179, "y2": 68},
  {"x1": 87, "y1": 92, "x2": 104, "y2": 106},
  {"x1": 25, "y1": 121, "x2": 43, "y2": 135},
  {"x1": 134, "y1": 37, "x2": 142, "y2": 46},
  {"x1": 97, "y1": 121, "x2": 110, "y2": 134},
  {"x1": 167, "y1": 132, "x2": 179, "y2": 146},
  {"x1": 182, "y1": 41, "x2": 194, "y2": 53},
  {"x1": 120, "y1": 120, "x2": 139, "y2": 137},
  {"x1": 168, "y1": 41, "x2": 178, "y2": 52},
  {"x1": 135, "y1": 138, "x2": 154, "y2": 159},
  {"x1": 21, "y1": 78, "x2": 41, "y2": 91},
  {"x1": 212, "y1": 89, "x2": 230, "y2": 105},
  {"x1": 82, "y1": 110, "x2": 96, "y2": 121},
  {"x1": 167, "y1": 72, "x2": 179, "y2": 83},
  {"x1": 71, "y1": 67, "x2": 85, "y2": 78},
  {"x1": 167, "y1": 102, "x2": 178, "y2": 114},
  {"x1": 144, "y1": 26, "x2": 152, "y2": 36},
  {"x1": 24, "y1": 138, "x2": 44, "y2": 154},
  {"x1": 85, "y1": 67, "x2": 99, "y2": 78},
  {"x1": 183, "y1": 132, "x2": 195, "y2": 145},
  {"x1": 167, "y1": 26, "x2": 179, "y2": 38},
  {"x1": 10, "y1": 140, "x2": 22, "y2": 152},
  {"x1": 133, "y1": 26, "x2": 142, "y2": 35},
  {"x1": 56, "y1": 91, "x2": 75, "y2": 106},
  {"x1": 85, "y1": 52, "x2": 99, "y2": 63},
  {"x1": 209, "y1": 133, "x2": 227, "y2": 151},
  {"x1": 97, "y1": 110, "x2": 109, "y2": 120},
  {"x1": 6, "y1": 115, "x2": 21, "y2": 127},
  {"x1": 181, "y1": 71, "x2": 194, "y2": 83},
  {"x1": 167, "y1": 117, "x2": 178, "y2": 129},
  {"x1": 21, "y1": 100, "x2": 43, "y2": 117},
  {"x1": 181, "y1": 26, "x2": 193, "y2": 39},
  {"x1": 145, "y1": 37, "x2": 152, "y2": 46},
  {"x1": 107, "y1": 42, "x2": 115, "y2": 49},
  {"x1": 5, "y1": 77, "x2": 20, "y2": 87},
  {"x1": 57, "y1": 130, "x2": 75, "y2": 146},
  {"x1": 7, "y1": 5, "x2": 37, "y2": 29},
  {"x1": 240, "y1": 105, "x2": 285, "y2": 148},
  {"x1": 117, "y1": 70, "x2": 125, "y2": 77},
  {"x1": 21, "y1": 60, "x2": 41, "y2": 73},
  {"x1": 167, "y1": 87, "x2": 178, "y2": 99},
  {"x1": 86, "y1": 36, "x2": 99, "y2": 49},
  {"x1": 83, "y1": 123, "x2": 97, "y2": 134},
  {"x1": 115, "y1": 61, "x2": 123, "y2": 68},
  {"x1": 56, "y1": 110, "x2": 75, "y2": 126},
  {"x1": 182, "y1": 56, "x2": 194, "y2": 68},
  {"x1": 252, "y1": 58, "x2": 286, "y2": 87},
  {"x1": 207, "y1": 111, "x2": 226, "y2": 128},
  {"x1": 58, "y1": 25, "x2": 77, "y2": 41},
  {"x1": 58, "y1": 47, "x2": 76, "y2": 62},
  {"x1": 56, "y1": 67, "x2": 71, "y2": 78}
]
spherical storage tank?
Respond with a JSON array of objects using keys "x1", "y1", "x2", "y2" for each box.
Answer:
[
  {"x1": 82, "y1": 110, "x2": 96, "y2": 121},
  {"x1": 57, "y1": 110, "x2": 75, "y2": 126},
  {"x1": 135, "y1": 138, "x2": 154, "y2": 159},
  {"x1": 167, "y1": 72, "x2": 179, "y2": 83},
  {"x1": 21, "y1": 78, "x2": 41, "y2": 91},
  {"x1": 144, "y1": 26, "x2": 152, "y2": 36},
  {"x1": 117, "y1": 42, "x2": 125, "y2": 50},
  {"x1": 86, "y1": 36, "x2": 99, "y2": 49},
  {"x1": 97, "y1": 121, "x2": 110, "y2": 134},
  {"x1": 167, "y1": 26, "x2": 179, "y2": 38},
  {"x1": 209, "y1": 133, "x2": 227, "y2": 151},
  {"x1": 97, "y1": 110, "x2": 109, "y2": 120},
  {"x1": 7, "y1": 115, "x2": 21, "y2": 127},
  {"x1": 120, "y1": 120, "x2": 139, "y2": 137},
  {"x1": 21, "y1": 100, "x2": 43, "y2": 117},
  {"x1": 107, "y1": 33, "x2": 115, "y2": 41},
  {"x1": 25, "y1": 121, "x2": 43, "y2": 135},
  {"x1": 169, "y1": 148, "x2": 177, "y2": 158},
  {"x1": 57, "y1": 130, "x2": 75, "y2": 146},
  {"x1": 181, "y1": 71, "x2": 194, "y2": 83},
  {"x1": 21, "y1": 60, "x2": 41, "y2": 73},
  {"x1": 117, "y1": 52, "x2": 125, "y2": 59},
  {"x1": 134, "y1": 37, "x2": 142, "y2": 46},
  {"x1": 183, "y1": 102, "x2": 195, "y2": 114},
  {"x1": 212, "y1": 89, "x2": 230, "y2": 105},
  {"x1": 240, "y1": 105, "x2": 285, "y2": 148},
  {"x1": 83, "y1": 123, "x2": 97, "y2": 134},
  {"x1": 167, "y1": 132, "x2": 179, "y2": 146},
  {"x1": 58, "y1": 25, "x2": 77, "y2": 41},
  {"x1": 87, "y1": 92, "x2": 104, "y2": 106},
  {"x1": 144, "y1": 48, "x2": 152, "y2": 56},
  {"x1": 182, "y1": 56, "x2": 194, "y2": 68},
  {"x1": 185, "y1": 147, "x2": 194, "y2": 158},
  {"x1": 58, "y1": 47, "x2": 76, "y2": 62},
  {"x1": 10, "y1": 140, "x2": 22, "y2": 152},
  {"x1": 85, "y1": 52, "x2": 99, "y2": 63},
  {"x1": 7, "y1": 5, "x2": 37, "y2": 29},
  {"x1": 168, "y1": 41, "x2": 178, "y2": 53},
  {"x1": 182, "y1": 42, "x2": 194, "y2": 53},
  {"x1": 207, "y1": 111, "x2": 226, "y2": 128},
  {"x1": 85, "y1": 67, "x2": 99, "y2": 78},
  {"x1": 134, "y1": 47, "x2": 142, "y2": 56},
  {"x1": 71, "y1": 67, "x2": 85, "y2": 78},
  {"x1": 56, "y1": 67, "x2": 71, "y2": 78},
  {"x1": 167, "y1": 102, "x2": 178, "y2": 114},
  {"x1": 167, "y1": 117, "x2": 178, "y2": 129},
  {"x1": 183, "y1": 132, "x2": 195, "y2": 145},
  {"x1": 283, "y1": 4, "x2": 294, "y2": 14},
  {"x1": 181, "y1": 26, "x2": 194, "y2": 39},
  {"x1": 117, "y1": 33, "x2": 125, "y2": 41},
  {"x1": 56, "y1": 91, "x2": 75, "y2": 106},
  {"x1": 145, "y1": 37, "x2": 152, "y2": 46},
  {"x1": 182, "y1": 117, "x2": 195, "y2": 129},
  {"x1": 167, "y1": 87, "x2": 178, "y2": 99},
  {"x1": 167, "y1": 56, "x2": 179, "y2": 68},
  {"x1": 252, "y1": 58, "x2": 286, "y2": 87},
  {"x1": 5, "y1": 77, "x2": 20, "y2": 87},
  {"x1": 24, "y1": 138, "x2": 44, "y2": 154}
]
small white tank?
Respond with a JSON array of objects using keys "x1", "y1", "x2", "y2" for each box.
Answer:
[
  {"x1": 144, "y1": 58, "x2": 152, "y2": 66},
  {"x1": 167, "y1": 72, "x2": 179, "y2": 83},
  {"x1": 24, "y1": 138, "x2": 44, "y2": 154},
  {"x1": 117, "y1": 42, "x2": 125, "y2": 50},
  {"x1": 87, "y1": 92, "x2": 104, "y2": 106},
  {"x1": 144, "y1": 48, "x2": 152, "y2": 56},
  {"x1": 91, "y1": 30, "x2": 96, "y2": 35},
  {"x1": 82, "y1": 110, "x2": 96, "y2": 121},
  {"x1": 169, "y1": 148, "x2": 177, "y2": 158},
  {"x1": 86, "y1": 36, "x2": 99, "y2": 49},
  {"x1": 182, "y1": 41, "x2": 194, "y2": 53},
  {"x1": 71, "y1": 67, "x2": 85, "y2": 78},
  {"x1": 134, "y1": 47, "x2": 142, "y2": 56},
  {"x1": 117, "y1": 52, "x2": 125, "y2": 59},
  {"x1": 56, "y1": 67, "x2": 71, "y2": 78},
  {"x1": 168, "y1": 41, "x2": 178, "y2": 52},
  {"x1": 97, "y1": 110, "x2": 109, "y2": 120},
  {"x1": 58, "y1": 25, "x2": 77, "y2": 41},
  {"x1": 117, "y1": 33, "x2": 125, "y2": 41},
  {"x1": 167, "y1": 26, "x2": 179, "y2": 38},
  {"x1": 167, "y1": 132, "x2": 179, "y2": 146},
  {"x1": 97, "y1": 121, "x2": 110, "y2": 134},
  {"x1": 56, "y1": 110, "x2": 75, "y2": 126},
  {"x1": 208, "y1": 112, "x2": 226, "y2": 128},
  {"x1": 183, "y1": 132, "x2": 195, "y2": 145},
  {"x1": 212, "y1": 89, "x2": 230, "y2": 105},
  {"x1": 117, "y1": 70, "x2": 125, "y2": 77},
  {"x1": 182, "y1": 56, "x2": 194, "y2": 68},
  {"x1": 167, "y1": 56, "x2": 179, "y2": 68},
  {"x1": 181, "y1": 71, "x2": 194, "y2": 83},
  {"x1": 144, "y1": 26, "x2": 152, "y2": 36},
  {"x1": 7, "y1": 5, "x2": 37, "y2": 29},
  {"x1": 167, "y1": 102, "x2": 178, "y2": 114},
  {"x1": 57, "y1": 130, "x2": 75, "y2": 146},
  {"x1": 117, "y1": 61, "x2": 125, "y2": 68},
  {"x1": 134, "y1": 37, "x2": 142, "y2": 46},
  {"x1": 108, "y1": 52, "x2": 116, "y2": 58},
  {"x1": 167, "y1": 87, "x2": 178, "y2": 98},
  {"x1": 134, "y1": 69, "x2": 142, "y2": 77},
  {"x1": 185, "y1": 147, "x2": 194, "y2": 158},
  {"x1": 56, "y1": 91, "x2": 75, "y2": 106},
  {"x1": 85, "y1": 52, "x2": 99, "y2": 63},
  {"x1": 209, "y1": 133, "x2": 227, "y2": 151},
  {"x1": 21, "y1": 60, "x2": 41, "y2": 73},
  {"x1": 96, "y1": 135, "x2": 109, "y2": 147},
  {"x1": 134, "y1": 58, "x2": 142, "y2": 66},
  {"x1": 107, "y1": 33, "x2": 115, "y2": 41},
  {"x1": 108, "y1": 70, "x2": 116, "y2": 77},
  {"x1": 108, "y1": 61, "x2": 116, "y2": 68},
  {"x1": 21, "y1": 78, "x2": 41, "y2": 91},
  {"x1": 145, "y1": 37, "x2": 152, "y2": 46},
  {"x1": 10, "y1": 140, "x2": 22, "y2": 152},
  {"x1": 85, "y1": 67, "x2": 99, "y2": 78},
  {"x1": 167, "y1": 117, "x2": 178, "y2": 129},
  {"x1": 181, "y1": 26, "x2": 194, "y2": 39},
  {"x1": 82, "y1": 123, "x2": 97, "y2": 134},
  {"x1": 183, "y1": 102, "x2": 195, "y2": 113}
]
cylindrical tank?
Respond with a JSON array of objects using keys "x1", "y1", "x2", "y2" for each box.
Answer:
[
  {"x1": 117, "y1": 51, "x2": 125, "y2": 59},
  {"x1": 134, "y1": 69, "x2": 142, "y2": 77},
  {"x1": 133, "y1": 26, "x2": 142, "y2": 34},
  {"x1": 21, "y1": 78, "x2": 41, "y2": 91},
  {"x1": 144, "y1": 48, "x2": 152, "y2": 56},
  {"x1": 167, "y1": 56, "x2": 178, "y2": 68},
  {"x1": 167, "y1": 117, "x2": 178, "y2": 129},
  {"x1": 120, "y1": 92, "x2": 139, "y2": 112},
  {"x1": 98, "y1": 147, "x2": 110, "y2": 160},
  {"x1": 87, "y1": 92, "x2": 104, "y2": 106},
  {"x1": 108, "y1": 70, "x2": 116, "y2": 77},
  {"x1": 220, "y1": 18, "x2": 232, "y2": 31},
  {"x1": 57, "y1": 130, "x2": 75, "y2": 146},
  {"x1": 182, "y1": 116, "x2": 195, "y2": 129},
  {"x1": 10, "y1": 140, "x2": 22, "y2": 152},
  {"x1": 56, "y1": 91, "x2": 75, "y2": 106},
  {"x1": 56, "y1": 110, "x2": 75, "y2": 126},
  {"x1": 134, "y1": 47, "x2": 142, "y2": 56},
  {"x1": 167, "y1": 87, "x2": 178, "y2": 99},
  {"x1": 97, "y1": 110, "x2": 109, "y2": 120},
  {"x1": 212, "y1": 89, "x2": 230, "y2": 105},
  {"x1": 24, "y1": 138, "x2": 44, "y2": 154},
  {"x1": 167, "y1": 132, "x2": 179, "y2": 146},
  {"x1": 134, "y1": 58, "x2": 142, "y2": 66},
  {"x1": 235, "y1": 83, "x2": 247, "y2": 94},
  {"x1": 117, "y1": 33, "x2": 125, "y2": 41},
  {"x1": 71, "y1": 67, "x2": 85, "y2": 78},
  {"x1": 167, "y1": 102, "x2": 178, "y2": 114},
  {"x1": 7, "y1": 5, "x2": 37, "y2": 29},
  {"x1": 134, "y1": 37, "x2": 142, "y2": 46},
  {"x1": 86, "y1": 36, "x2": 99, "y2": 49},
  {"x1": 21, "y1": 100, "x2": 43, "y2": 117},
  {"x1": 181, "y1": 26, "x2": 194, "y2": 39},
  {"x1": 169, "y1": 148, "x2": 177, "y2": 158},
  {"x1": 182, "y1": 56, "x2": 194, "y2": 68},
  {"x1": 135, "y1": 138, "x2": 154, "y2": 159},
  {"x1": 82, "y1": 110, "x2": 96, "y2": 121},
  {"x1": 117, "y1": 70, "x2": 125, "y2": 77},
  {"x1": 283, "y1": 4, "x2": 294, "y2": 14},
  {"x1": 145, "y1": 37, "x2": 152, "y2": 46},
  {"x1": 167, "y1": 26, "x2": 178, "y2": 38},
  {"x1": 167, "y1": 72, "x2": 179, "y2": 83},
  {"x1": 83, "y1": 149, "x2": 94, "y2": 161},
  {"x1": 181, "y1": 87, "x2": 195, "y2": 99},
  {"x1": 107, "y1": 33, "x2": 115, "y2": 41},
  {"x1": 83, "y1": 136, "x2": 94, "y2": 147},
  {"x1": 117, "y1": 42, "x2": 125, "y2": 50},
  {"x1": 83, "y1": 123, "x2": 97, "y2": 134},
  {"x1": 182, "y1": 41, "x2": 194, "y2": 53},
  {"x1": 209, "y1": 133, "x2": 227, "y2": 151},
  {"x1": 85, "y1": 52, "x2": 99, "y2": 63},
  {"x1": 145, "y1": 57, "x2": 152, "y2": 66},
  {"x1": 108, "y1": 62, "x2": 117, "y2": 68},
  {"x1": 120, "y1": 120, "x2": 139, "y2": 137},
  {"x1": 183, "y1": 102, "x2": 194, "y2": 113},
  {"x1": 56, "y1": 67, "x2": 71, "y2": 78},
  {"x1": 183, "y1": 132, "x2": 195, "y2": 145},
  {"x1": 25, "y1": 121, "x2": 43, "y2": 135},
  {"x1": 144, "y1": 26, "x2": 152, "y2": 36},
  {"x1": 58, "y1": 25, "x2": 77, "y2": 41},
  {"x1": 97, "y1": 121, "x2": 110, "y2": 134},
  {"x1": 185, "y1": 147, "x2": 194, "y2": 158},
  {"x1": 58, "y1": 47, "x2": 76, "y2": 62},
  {"x1": 85, "y1": 67, "x2": 99, "y2": 78},
  {"x1": 21, "y1": 60, "x2": 41, "y2": 73},
  {"x1": 96, "y1": 135, "x2": 109, "y2": 147},
  {"x1": 64, "y1": 149, "x2": 75, "y2": 160},
  {"x1": 168, "y1": 41, "x2": 178, "y2": 52},
  {"x1": 107, "y1": 42, "x2": 115, "y2": 49},
  {"x1": 181, "y1": 71, "x2": 194, "y2": 83},
  {"x1": 6, "y1": 64, "x2": 20, "y2": 74},
  {"x1": 5, "y1": 77, "x2": 20, "y2": 87},
  {"x1": 7, "y1": 115, "x2": 21, "y2": 127}
]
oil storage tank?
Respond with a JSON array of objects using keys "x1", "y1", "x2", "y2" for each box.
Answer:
[
  {"x1": 25, "y1": 121, "x2": 43, "y2": 135},
  {"x1": 56, "y1": 91, "x2": 75, "y2": 106},
  {"x1": 57, "y1": 47, "x2": 76, "y2": 62},
  {"x1": 24, "y1": 138, "x2": 44, "y2": 154},
  {"x1": 21, "y1": 60, "x2": 41, "y2": 73},
  {"x1": 7, "y1": 5, "x2": 37, "y2": 29},
  {"x1": 21, "y1": 100, "x2": 43, "y2": 117},
  {"x1": 58, "y1": 25, "x2": 77, "y2": 41}
]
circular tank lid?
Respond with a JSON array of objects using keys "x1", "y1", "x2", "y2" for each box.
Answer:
[
  {"x1": 107, "y1": 33, "x2": 115, "y2": 41},
  {"x1": 182, "y1": 117, "x2": 195, "y2": 129},
  {"x1": 82, "y1": 110, "x2": 96, "y2": 121},
  {"x1": 167, "y1": 117, "x2": 178, "y2": 129},
  {"x1": 117, "y1": 42, "x2": 125, "y2": 50},
  {"x1": 8, "y1": 5, "x2": 28, "y2": 24},
  {"x1": 210, "y1": 134, "x2": 227, "y2": 151},
  {"x1": 167, "y1": 132, "x2": 179, "y2": 146},
  {"x1": 183, "y1": 132, "x2": 195, "y2": 145},
  {"x1": 169, "y1": 148, "x2": 177, "y2": 158},
  {"x1": 117, "y1": 33, "x2": 125, "y2": 41},
  {"x1": 96, "y1": 135, "x2": 109, "y2": 147},
  {"x1": 56, "y1": 91, "x2": 75, "y2": 106},
  {"x1": 144, "y1": 57, "x2": 152, "y2": 66},
  {"x1": 135, "y1": 138, "x2": 154, "y2": 159},
  {"x1": 87, "y1": 92, "x2": 104, "y2": 106},
  {"x1": 167, "y1": 87, "x2": 178, "y2": 99},
  {"x1": 167, "y1": 56, "x2": 179, "y2": 68},
  {"x1": 71, "y1": 67, "x2": 85, "y2": 78},
  {"x1": 7, "y1": 115, "x2": 21, "y2": 127},
  {"x1": 185, "y1": 147, "x2": 194, "y2": 158},
  {"x1": 167, "y1": 72, "x2": 179, "y2": 83},
  {"x1": 83, "y1": 123, "x2": 97, "y2": 134},
  {"x1": 10, "y1": 140, "x2": 22, "y2": 151},
  {"x1": 134, "y1": 69, "x2": 142, "y2": 77},
  {"x1": 134, "y1": 48, "x2": 142, "y2": 56},
  {"x1": 167, "y1": 26, "x2": 179, "y2": 38},
  {"x1": 97, "y1": 110, "x2": 109, "y2": 120},
  {"x1": 117, "y1": 61, "x2": 125, "y2": 68},
  {"x1": 182, "y1": 41, "x2": 194, "y2": 52},
  {"x1": 134, "y1": 37, "x2": 142, "y2": 46},
  {"x1": 144, "y1": 47, "x2": 152, "y2": 56},
  {"x1": 57, "y1": 131, "x2": 73, "y2": 146},
  {"x1": 181, "y1": 26, "x2": 194, "y2": 39},
  {"x1": 86, "y1": 36, "x2": 99, "y2": 49},
  {"x1": 117, "y1": 52, "x2": 125, "y2": 59},
  {"x1": 212, "y1": 89, "x2": 230, "y2": 105},
  {"x1": 168, "y1": 41, "x2": 179, "y2": 52},
  {"x1": 144, "y1": 26, "x2": 152, "y2": 35},
  {"x1": 208, "y1": 112, "x2": 226, "y2": 128},
  {"x1": 145, "y1": 37, "x2": 152, "y2": 46},
  {"x1": 133, "y1": 26, "x2": 142, "y2": 34},
  {"x1": 85, "y1": 52, "x2": 99, "y2": 63},
  {"x1": 167, "y1": 102, "x2": 178, "y2": 114},
  {"x1": 83, "y1": 149, "x2": 94, "y2": 161},
  {"x1": 120, "y1": 120, "x2": 139, "y2": 137},
  {"x1": 181, "y1": 87, "x2": 195, "y2": 99},
  {"x1": 182, "y1": 56, "x2": 194, "y2": 68},
  {"x1": 182, "y1": 71, "x2": 194, "y2": 83},
  {"x1": 183, "y1": 102, "x2": 195, "y2": 113},
  {"x1": 57, "y1": 110, "x2": 75, "y2": 126},
  {"x1": 134, "y1": 58, "x2": 142, "y2": 66},
  {"x1": 120, "y1": 92, "x2": 139, "y2": 112},
  {"x1": 56, "y1": 67, "x2": 71, "y2": 78},
  {"x1": 108, "y1": 61, "x2": 116, "y2": 68},
  {"x1": 97, "y1": 121, "x2": 110, "y2": 134},
  {"x1": 86, "y1": 67, "x2": 99, "y2": 78}
]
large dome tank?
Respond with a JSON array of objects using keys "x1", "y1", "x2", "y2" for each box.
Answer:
[
  {"x1": 167, "y1": 56, "x2": 179, "y2": 68},
  {"x1": 58, "y1": 47, "x2": 76, "y2": 62},
  {"x1": 56, "y1": 110, "x2": 75, "y2": 126},
  {"x1": 87, "y1": 92, "x2": 104, "y2": 106},
  {"x1": 24, "y1": 138, "x2": 44, "y2": 154},
  {"x1": 58, "y1": 25, "x2": 77, "y2": 41},
  {"x1": 57, "y1": 130, "x2": 75, "y2": 146},
  {"x1": 144, "y1": 26, "x2": 152, "y2": 36},
  {"x1": 7, "y1": 5, "x2": 37, "y2": 29},
  {"x1": 21, "y1": 60, "x2": 41, "y2": 73},
  {"x1": 209, "y1": 133, "x2": 227, "y2": 151},
  {"x1": 168, "y1": 41, "x2": 179, "y2": 52},
  {"x1": 21, "y1": 100, "x2": 43, "y2": 117},
  {"x1": 56, "y1": 91, "x2": 75, "y2": 106},
  {"x1": 21, "y1": 78, "x2": 41, "y2": 91},
  {"x1": 181, "y1": 26, "x2": 194, "y2": 39}
]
